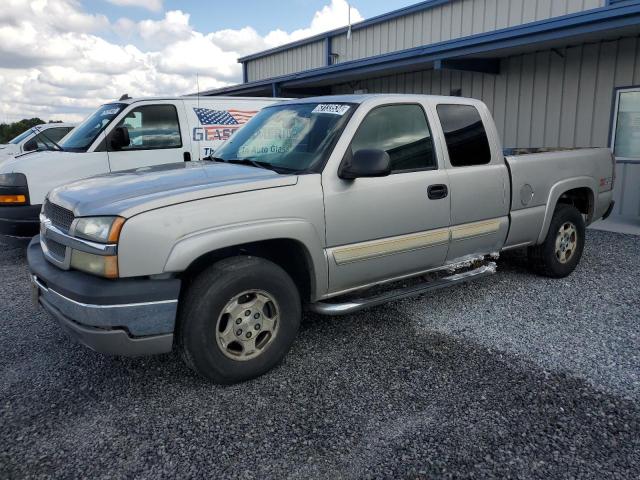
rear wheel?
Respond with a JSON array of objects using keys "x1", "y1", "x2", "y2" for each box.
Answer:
[
  {"x1": 178, "y1": 256, "x2": 301, "y2": 383},
  {"x1": 528, "y1": 204, "x2": 585, "y2": 278}
]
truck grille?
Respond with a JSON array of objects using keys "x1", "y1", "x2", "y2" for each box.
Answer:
[
  {"x1": 45, "y1": 238, "x2": 67, "y2": 260},
  {"x1": 43, "y1": 201, "x2": 74, "y2": 233}
]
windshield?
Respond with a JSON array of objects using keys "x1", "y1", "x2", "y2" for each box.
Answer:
[
  {"x1": 60, "y1": 103, "x2": 126, "y2": 152},
  {"x1": 214, "y1": 102, "x2": 355, "y2": 173},
  {"x1": 9, "y1": 128, "x2": 35, "y2": 144}
]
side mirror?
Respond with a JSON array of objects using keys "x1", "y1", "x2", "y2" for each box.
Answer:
[
  {"x1": 110, "y1": 126, "x2": 130, "y2": 151},
  {"x1": 339, "y1": 149, "x2": 391, "y2": 180},
  {"x1": 23, "y1": 138, "x2": 37, "y2": 152}
]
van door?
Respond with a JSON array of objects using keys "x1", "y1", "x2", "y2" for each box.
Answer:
[
  {"x1": 105, "y1": 101, "x2": 191, "y2": 171},
  {"x1": 433, "y1": 102, "x2": 510, "y2": 261},
  {"x1": 323, "y1": 102, "x2": 451, "y2": 294}
]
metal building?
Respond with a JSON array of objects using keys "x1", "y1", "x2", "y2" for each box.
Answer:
[{"x1": 205, "y1": 0, "x2": 640, "y2": 222}]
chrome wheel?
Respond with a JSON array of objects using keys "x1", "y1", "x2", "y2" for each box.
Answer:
[
  {"x1": 555, "y1": 221, "x2": 578, "y2": 264},
  {"x1": 215, "y1": 290, "x2": 279, "y2": 361}
]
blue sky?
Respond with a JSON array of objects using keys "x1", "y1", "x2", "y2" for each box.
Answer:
[
  {"x1": 91, "y1": 0, "x2": 417, "y2": 35},
  {"x1": 0, "y1": 0, "x2": 418, "y2": 122}
]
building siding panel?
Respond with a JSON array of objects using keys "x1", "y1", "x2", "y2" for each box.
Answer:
[
  {"x1": 245, "y1": 40, "x2": 325, "y2": 82},
  {"x1": 332, "y1": 35, "x2": 640, "y2": 218}
]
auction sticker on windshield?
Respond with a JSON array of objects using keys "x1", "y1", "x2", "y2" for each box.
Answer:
[
  {"x1": 101, "y1": 108, "x2": 120, "y2": 116},
  {"x1": 312, "y1": 104, "x2": 350, "y2": 115}
]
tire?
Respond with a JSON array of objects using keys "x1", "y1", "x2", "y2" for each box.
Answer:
[
  {"x1": 177, "y1": 256, "x2": 301, "y2": 384},
  {"x1": 527, "y1": 204, "x2": 585, "y2": 278}
]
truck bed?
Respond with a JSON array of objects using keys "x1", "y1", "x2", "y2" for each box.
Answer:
[{"x1": 503, "y1": 147, "x2": 614, "y2": 249}]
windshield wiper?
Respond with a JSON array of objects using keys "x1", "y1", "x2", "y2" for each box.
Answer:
[{"x1": 204, "y1": 155, "x2": 295, "y2": 174}]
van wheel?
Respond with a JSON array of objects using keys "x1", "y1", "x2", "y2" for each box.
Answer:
[
  {"x1": 177, "y1": 256, "x2": 301, "y2": 384},
  {"x1": 528, "y1": 204, "x2": 585, "y2": 278}
]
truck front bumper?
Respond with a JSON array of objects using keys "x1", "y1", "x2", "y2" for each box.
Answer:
[
  {"x1": 0, "y1": 204, "x2": 41, "y2": 244},
  {"x1": 27, "y1": 236, "x2": 181, "y2": 356}
]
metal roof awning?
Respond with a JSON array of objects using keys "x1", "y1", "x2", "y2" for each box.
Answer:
[{"x1": 201, "y1": 2, "x2": 640, "y2": 97}]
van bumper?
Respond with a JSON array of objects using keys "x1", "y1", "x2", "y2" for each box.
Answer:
[
  {"x1": 27, "y1": 236, "x2": 181, "y2": 356},
  {"x1": 0, "y1": 204, "x2": 41, "y2": 244}
]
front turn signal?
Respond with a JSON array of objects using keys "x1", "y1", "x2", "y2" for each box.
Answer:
[{"x1": 0, "y1": 194, "x2": 26, "y2": 204}]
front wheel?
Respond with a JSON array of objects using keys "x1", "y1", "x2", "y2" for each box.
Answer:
[
  {"x1": 528, "y1": 204, "x2": 585, "y2": 278},
  {"x1": 177, "y1": 256, "x2": 301, "y2": 384}
]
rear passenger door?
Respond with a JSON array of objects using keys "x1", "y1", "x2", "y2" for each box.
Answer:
[
  {"x1": 434, "y1": 102, "x2": 510, "y2": 261},
  {"x1": 323, "y1": 102, "x2": 451, "y2": 294},
  {"x1": 105, "y1": 101, "x2": 192, "y2": 171}
]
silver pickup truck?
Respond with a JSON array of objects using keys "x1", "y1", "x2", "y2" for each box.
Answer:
[{"x1": 28, "y1": 95, "x2": 616, "y2": 383}]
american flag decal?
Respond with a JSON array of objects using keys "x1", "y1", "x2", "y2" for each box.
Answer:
[{"x1": 194, "y1": 108, "x2": 257, "y2": 126}]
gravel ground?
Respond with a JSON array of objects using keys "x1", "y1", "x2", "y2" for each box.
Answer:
[{"x1": 1, "y1": 230, "x2": 639, "y2": 479}]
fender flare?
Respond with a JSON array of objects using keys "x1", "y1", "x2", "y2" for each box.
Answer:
[
  {"x1": 163, "y1": 218, "x2": 328, "y2": 299},
  {"x1": 536, "y1": 176, "x2": 596, "y2": 244}
]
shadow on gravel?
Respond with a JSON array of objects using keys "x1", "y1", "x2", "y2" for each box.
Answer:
[
  {"x1": 1, "y1": 232, "x2": 639, "y2": 479},
  {"x1": 2, "y1": 307, "x2": 639, "y2": 479}
]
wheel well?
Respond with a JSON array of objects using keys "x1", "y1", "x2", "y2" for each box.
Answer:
[
  {"x1": 557, "y1": 187, "x2": 594, "y2": 222},
  {"x1": 180, "y1": 239, "x2": 314, "y2": 302}
]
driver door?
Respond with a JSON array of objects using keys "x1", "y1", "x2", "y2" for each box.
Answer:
[
  {"x1": 322, "y1": 102, "x2": 451, "y2": 294},
  {"x1": 106, "y1": 101, "x2": 191, "y2": 171}
]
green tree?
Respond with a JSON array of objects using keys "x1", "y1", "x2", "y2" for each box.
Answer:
[{"x1": 0, "y1": 118, "x2": 46, "y2": 144}]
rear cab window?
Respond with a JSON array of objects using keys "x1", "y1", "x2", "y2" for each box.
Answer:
[
  {"x1": 436, "y1": 104, "x2": 491, "y2": 167},
  {"x1": 350, "y1": 104, "x2": 436, "y2": 172}
]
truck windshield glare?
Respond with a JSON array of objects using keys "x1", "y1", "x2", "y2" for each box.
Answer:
[
  {"x1": 215, "y1": 102, "x2": 355, "y2": 173},
  {"x1": 60, "y1": 103, "x2": 126, "y2": 152}
]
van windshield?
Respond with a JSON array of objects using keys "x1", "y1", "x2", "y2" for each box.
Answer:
[
  {"x1": 9, "y1": 128, "x2": 34, "y2": 144},
  {"x1": 214, "y1": 102, "x2": 355, "y2": 173},
  {"x1": 60, "y1": 103, "x2": 126, "y2": 152}
]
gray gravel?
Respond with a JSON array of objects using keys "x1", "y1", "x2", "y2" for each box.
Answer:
[{"x1": 1, "y1": 230, "x2": 639, "y2": 479}]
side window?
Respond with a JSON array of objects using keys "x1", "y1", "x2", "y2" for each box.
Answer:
[
  {"x1": 113, "y1": 105, "x2": 182, "y2": 150},
  {"x1": 350, "y1": 104, "x2": 436, "y2": 172},
  {"x1": 43, "y1": 127, "x2": 72, "y2": 143},
  {"x1": 436, "y1": 104, "x2": 491, "y2": 167}
]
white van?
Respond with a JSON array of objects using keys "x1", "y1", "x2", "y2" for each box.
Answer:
[
  {"x1": 0, "y1": 96, "x2": 284, "y2": 242},
  {"x1": 0, "y1": 123, "x2": 76, "y2": 162}
]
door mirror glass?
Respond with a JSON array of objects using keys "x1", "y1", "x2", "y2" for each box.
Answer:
[
  {"x1": 339, "y1": 149, "x2": 391, "y2": 179},
  {"x1": 110, "y1": 126, "x2": 130, "y2": 151}
]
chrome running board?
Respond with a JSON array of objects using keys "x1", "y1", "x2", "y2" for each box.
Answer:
[{"x1": 309, "y1": 262, "x2": 497, "y2": 316}]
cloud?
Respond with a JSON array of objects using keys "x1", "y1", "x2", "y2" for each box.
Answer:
[
  {"x1": 0, "y1": 0, "x2": 362, "y2": 123},
  {"x1": 107, "y1": 0, "x2": 163, "y2": 13}
]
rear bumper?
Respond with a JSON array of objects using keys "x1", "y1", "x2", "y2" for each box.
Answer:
[
  {"x1": 0, "y1": 204, "x2": 41, "y2": 243},
  {"x1": 27, "y1": 236, "x2": 181, "y2": 356}
]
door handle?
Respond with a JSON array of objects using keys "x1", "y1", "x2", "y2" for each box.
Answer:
[
  {"x1": 183, "y1": 152, "x2": 191, "y2": 162},
  {"x1": 427, "y1": 184, "x2": 448, "y2": 200}
]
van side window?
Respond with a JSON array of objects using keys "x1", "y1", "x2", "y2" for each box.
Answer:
[
  {"x1": 436, "y1": 104, "x2": 491, "y2": 167},
  {"x1": 114, "y1": 105, "x2": 182, "y2": 150},
  {"x1": 45, "y1": 127, "x2": 73, "y2": 143},
  {"x1": 350, "y1": 104, "x2": 436, "y2": 172}
]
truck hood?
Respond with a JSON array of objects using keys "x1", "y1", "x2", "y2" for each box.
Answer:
[
  {"x1": 0, "y1": 144, "x2": 20, "y2": 162},
  {"x1": 48, "y1": 161, "x2": 298, "y2": 217},
  {"x1": 0, "y1": 149, "x2": 71, "y2": 172}
]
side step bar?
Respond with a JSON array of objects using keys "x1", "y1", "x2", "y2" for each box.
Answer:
[{"x1": 309, "y1": 263, "x2": 497, "y2": 316}]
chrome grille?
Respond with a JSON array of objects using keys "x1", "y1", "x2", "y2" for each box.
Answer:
[
  {"x1": 45, "y1": 238, "x2": 67, "y2": 260},
  {"x1": 43, "y1": 201, "x2": 74, "y2": 233}
]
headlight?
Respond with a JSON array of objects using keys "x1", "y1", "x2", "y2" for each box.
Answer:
[
  {"x1": 70, "y1": 250, "x2": 119, "y2": 278},
  {"x1": 0, "y1": 173, "x2": 27, "y2": 187},
  {"x1": 74, "y1": 216, "x2": 125, "y2": 243}
]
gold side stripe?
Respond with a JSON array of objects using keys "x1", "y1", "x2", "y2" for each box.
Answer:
[
  {"x1": 450, "y1": 219, "x2": 501, "y2": 240},
  {"x1": 332, "y1": 228, "x2": 449, "y2": 265},
  {"x1": 330, "y1": 218, "x2": 503, "y2": 265}
]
